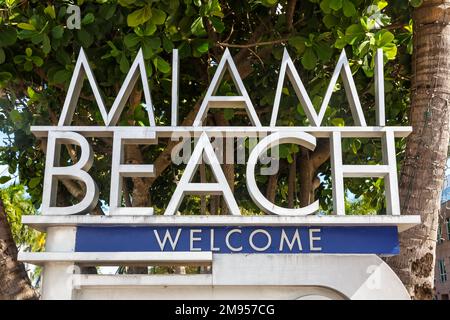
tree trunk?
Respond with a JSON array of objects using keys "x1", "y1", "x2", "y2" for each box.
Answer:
[
  {"x1": 297, "y1": 140, "x2": 330, "y2": 207},
  {"x1": 298, "y1": 149, "x2": 315, "y2": 207},
  {"x1": 288, "y1": 153, "x2": 297, "y2": 208},
  {"x1": 385, "y1": 0, "x2": 450, "y2": 299},
  {"x1": 0, "y1": 199, "x2": 38, "y2": 300},
  {"x1": 125, "y1": 90, "x2": 150, "y2": 275},
  {"x1": 266, "y1": 174, "x2": 278, "y2": 204},
  {"x1": 214, "y1": 112, "x2": 234, "y2": 215}
]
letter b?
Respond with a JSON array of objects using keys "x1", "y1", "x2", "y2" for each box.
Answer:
[{"x1": 42, "y1": 131, "x2": 98, "y2": 215}]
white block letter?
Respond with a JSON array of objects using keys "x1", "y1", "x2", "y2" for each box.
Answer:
[
  {"x1": 42, "y1": 131, "x2": 98, "y2": 215},
  {"x1": 246, "y1": 132, "x2": 319, "y2": 216},
  {"x1": 109, "y1": 130, "x2": 156, "y2": 215},
  {"x1": 165, "y1": 132, "x2": 240, "y2": 216}
]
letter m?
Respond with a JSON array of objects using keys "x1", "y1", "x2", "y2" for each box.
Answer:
[{"x1": 58, "y1": 48, "x2": 155, "y2": 126}]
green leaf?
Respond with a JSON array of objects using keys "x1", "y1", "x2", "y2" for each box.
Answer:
[
  {"x1": 162, "y1": 35, "x2": 174, "y2": 53},
  {"x1": 224, "y1": 109, "x2": 234, "y2": 120},
  {"x1": 141, "y1": 39, "x2": 154, "y2": 59},
  {"x1": 44, "y1": 5, "x2": 56, "y2": 19},
  {"x1": 0, "y1": 48, "x2": 4, "y2": 64},
  {"x1": 153, "y1": 55, "x2": 171, "y2": 73},
  {"x1": 191, "y1": 17, "x2": 206, "y2": 36},
  {"x1": 313, "y1": 42, "x2": 333, "y2": 62},
  {"x1": 118, "y1": 0, "x2": 135, "y2": 7},
  {"x1": 301, "y1": 47, "x2": 317, "y2": 70},
  {"x1": 124, "y1": 33, "x2": 141, "y2": 48},
  {"x1": 31, "y1": 33, "x2": 44, "y2": 45},
  {"x1": 120, "y1": 54, "x2": 130, "y2": 73},
  {"x1": 127, "y1": 5, "x2": 152, "y2": 27},
  {"x1": 27, "y1": 86, "x2": 35, "y2": 98},
  {"x1": 351, "y1": 139, "x2": 362, "y2": 154},
  {"x1": 42, "y1": 34, "x2": 51, "y2": 54},
  {"x1": 279, "y1": 144, "x2": 290, "y2": 158},
  {"x1": 378, "y1": 0, "x2": 388, "y2": 9},
  {"x1": 13, "y1": 55, "x2": 25, "y2": 64},
  {"x1": 28, "y1": 177, "x2": 41, "y2": 188},
  {"x1": 32, "y1": 56, "x2": 44, "y2": 67},
  {"x1": 287, "y1": 152, "x2": 294, "y2": 164},
  {"x1": 82, "y1": 12, "x2": 95, "y2": 25},
  {"x1": 329, "y1": 0, "x2": 342, "y2": 11},
  {"x1": 51, "y1": 25, "x2": 64, "y2": 39},
  {"x1": 77, "y1": 29, "x2": 94, "y2": 47},
  {"x1": 0, "y1": 176, "x2": 11, "y2": 184},
  {"x1": 320, "y1": 0, "x2": 332, "y2": 14},
  {"x1": 210, "y1": 16, "x2": 225, "y2": 33},
  {"x1": 25, "y1": 47, "x2": 32, "y2": 57},
  {"x1": 289, "y1": 36, "x2": 306, "y2": 54},
  {"x1": 24, "y1": 61, "x2": 33, "y2": 71},
  {"x1": 383, "y1": 43, "x2": 397, "y2": 60},
  {"x1": 151, "y1": 8, "x2": 166, "y2": 25},
  {"x1": 99, "y1": 4, "x2": 117, "y2": 20},
  {"x1": 53, "y1": 69, "x2": 72, "y2": 84},
  {"x1": 346, "y1": 23, "x2": 364, "y2": 36},
  {"x1": 323, "y1": 14, "x2": 338, "y2": 29},
  {"x1": 261, "y1": 0, "x2": 278, "y2": 7},
  {"x1": 331, "y1": 117, "x2": 345, "y2": 126},
  {"x1": 0, "y1": 27, "x2": 17, "y2": 47},
  {"x1": 194, "y1": 40, "x2": 209, "y2": 53},
  {"x1": 147, "y1": 37, "x2": 161, "y2": 50},
  {"x1": 143, "y1": 21, "x2": 157, "y2": 36},
  {"x1": 410, "y1": 0, "x2": 422, "y2": 7},
  {"x1": 376, "y1": 30, "x2": 395, "y2": 47},
  {"x1": 17, "y1": 23, "x2": 35, "y2": 31},
  {"x1": 10, "y1": 109, "x2": 22, "y2": 122},
  {"x1": 0, "y1": 72, "x2": 12, "y2": 82},
  {"x1": 342, "y1": 0, "x2": 356, "y2": 17}
]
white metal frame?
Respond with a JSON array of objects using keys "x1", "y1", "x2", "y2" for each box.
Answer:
[
  {"x1": 330, "y1": 130, "x2": 400, "y2": 215},
  {"x1": 42, "y1": 131, "x2": 99, "y2": 215},
  {"x1": 246, "y1": 132, "x2": 320, "y2": 215},
  {"x1": 165, "y1": 132, "x2": 240, "y2": 216},
  {"x1": 192, "y1": 48, "x2": 261, "y2": 127},
  {"x1": 271, "y1": 49, "x2": 369, "y2": 127},
  {"x1": 58, "y1": 48, "x2": 156, "y2": 127},
  {"x1": 109, "y1": 130, "x2": 157, "y2": 215},
  {"x1": 23, "y1": 47, "x2": 420, "y2": 300}
]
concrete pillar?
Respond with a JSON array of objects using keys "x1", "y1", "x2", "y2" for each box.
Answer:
[{"x1": 40, "y1": 227, "x2": 77, "y2": 300}]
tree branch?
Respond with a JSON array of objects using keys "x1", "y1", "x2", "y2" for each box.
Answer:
[
  {"x1": 217, "y1": 38, "x2": 289, "y2": 48},
  {"x1": 311, "y1": 139, "x2": 330, "y2": 170},
  {"x1": 286, "y1": 0, "x2": 297, "y2": 31}
]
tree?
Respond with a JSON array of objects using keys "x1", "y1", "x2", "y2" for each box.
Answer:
[
  {"x1": 0, "y1": 185, "x2": 42, "y2": 300},
  {"x1": 0, "y1": 0, "x2": 418, "y2": 294},
  {"x1": 385, "y1": 0, "x2": 450, "y2": 300}
]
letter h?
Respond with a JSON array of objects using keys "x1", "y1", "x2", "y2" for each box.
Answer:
[{"x1": 330, "y1": 130, "x2": 400, "y2": 215}]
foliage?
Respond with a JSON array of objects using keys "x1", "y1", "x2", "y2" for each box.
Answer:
[
  {"x1": 0, "y1": 184, "x2": 44, "y2": 251},
  {"x1": 0, "y1": 0, "x2": 414, "y2": 214},
  {"x1": 345, "y1": 193, "x2": 379, "y2": 215}
]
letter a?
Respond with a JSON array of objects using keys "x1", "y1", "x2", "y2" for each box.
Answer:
[
  {"x1": 193, "y1": 48, "x2": 261, "y2": 127},
  {"x1": 165, "y1": 132, "x2": 240, "y2": 215}
]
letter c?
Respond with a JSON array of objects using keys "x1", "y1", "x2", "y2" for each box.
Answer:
[
  {"x1": 225, "y1": 229, "x2": 242, "y2": 252},
  {"x1": 246, "y1": 132, "x2": 319, "y2": 216}
]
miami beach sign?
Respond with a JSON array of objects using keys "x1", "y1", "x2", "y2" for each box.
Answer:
[{"x1": 24, "y1": 47, "x2": 420, "y2": 257}]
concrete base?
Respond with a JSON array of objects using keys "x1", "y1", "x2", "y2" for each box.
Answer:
[
  {"x1": 31, "y1": 254, "x2": 410, "y2": 300},
  {"x1": 18, "y1": 220, "x2": 413, "y2": 300}
]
